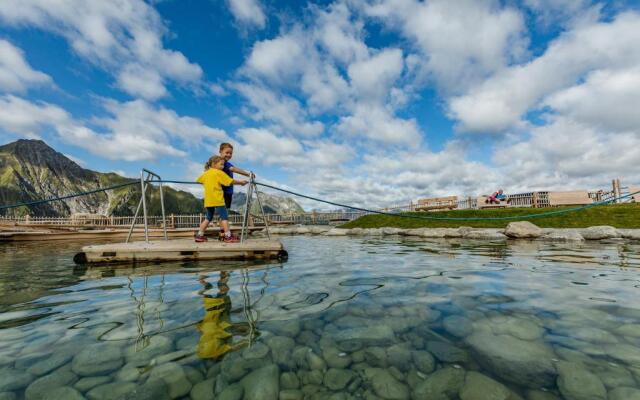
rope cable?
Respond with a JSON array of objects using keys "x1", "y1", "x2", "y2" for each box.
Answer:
[
  {"x1": 153, "y1": 179, "x2": 640, "y2": 222},
  {"x1": 0, "y1": 177, "x2": 637, "y2": 222},
  {"x1": 0, "y1": 181, "x2": 139, "y2": 211}
]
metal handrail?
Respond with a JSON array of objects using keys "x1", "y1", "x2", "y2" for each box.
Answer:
[{"x1": 126, "y1": 169, "x2": 167, "y2": 243}]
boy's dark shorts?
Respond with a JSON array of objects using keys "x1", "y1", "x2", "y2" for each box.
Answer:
[
  {"x1": 205, "y1": 206, "x2": 228, "y2": 222},
  {"x1": 224, "y1": 193, "x2": 233, "y2": 209}
]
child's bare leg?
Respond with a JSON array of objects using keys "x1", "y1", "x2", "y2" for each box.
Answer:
[
  {"x1": 198, "y1": 219, "x2": 210, "y2": 235},
  {"x1": 219, "y1": 220, "x2": 230, "y2": 236}
]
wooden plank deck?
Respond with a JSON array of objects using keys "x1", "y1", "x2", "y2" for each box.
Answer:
[
  {"x1": 0, "y1": 227, "x2": 263, "y2": 242},
  {"x1": 74, "y1": 238, "x2": 287, "y2": 264}
]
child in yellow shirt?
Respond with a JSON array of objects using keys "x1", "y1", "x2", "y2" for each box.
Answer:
[{"x1": 196, "y1": 156, "x2": 247, "y2": 243}]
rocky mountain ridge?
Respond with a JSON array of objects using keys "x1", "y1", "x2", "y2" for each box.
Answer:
[{"x1": 0, "y1": 139, "x2": 303, "y2": 217}]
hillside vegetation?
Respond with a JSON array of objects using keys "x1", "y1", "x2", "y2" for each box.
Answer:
[{"x1": 341, "y1": 203, "x2": 640, "y2": 229}]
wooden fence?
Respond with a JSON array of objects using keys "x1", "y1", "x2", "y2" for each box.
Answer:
[{"x1": 1, "y1": 211, "x2": 370, "y2": 228}]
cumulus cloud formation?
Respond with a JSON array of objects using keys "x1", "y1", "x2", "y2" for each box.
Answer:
[
  {"x1": 237, "y1": 2, "x2": 421, "y2": 146},
  {"x1": 227, "y1": 0, "x2": 267, "y2": 28},
  {"x1": 235, "y1": 128, "x2": 352, "y2": 169},
  {"x1": 449, "y1": 11, "x2": 640, "y2": 133},
  {"x1": 496, "y1": 117, "x2": 640, "y2": 190},
  {"x1": 0, "y1": 40, "x2": 52, "y2": 93},
  {"x1": 0, "y1": 0, "x2": 203, "y2": 100},
  {"x1": 364, "y1": 0, "x2": 528, "y2": 92},
  {"x1": 0, "y1": 95, "x2": 227, "y2": 161},
  {"x1": 2, "y1": 0, "x2": 639, "y2": 208}
]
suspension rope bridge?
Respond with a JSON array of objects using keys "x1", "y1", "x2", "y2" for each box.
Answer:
[{"x1": 1, "y1": 178, "x2": 638, "y2": 221}]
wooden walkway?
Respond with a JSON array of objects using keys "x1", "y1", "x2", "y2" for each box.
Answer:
[
  {"x1": 74, "y1": 238, "x2": 287, "y2": 264},
  {"x1": 0, "y1": 226, "x2": 263, "y2": 242}
]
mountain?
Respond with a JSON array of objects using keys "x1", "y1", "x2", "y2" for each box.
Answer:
[
  {"x1": 0, "y1": 139, "x2": 201, "y2": 217},
  {"x1": 231, "y1": 191, "x2": 305, "y2": 215},
  {"x1": 0, "y1": 139, "x2": 304, "y2": 218}
]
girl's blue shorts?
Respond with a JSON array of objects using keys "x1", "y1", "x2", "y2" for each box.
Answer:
[{"x1": 205, "y1": 206, "x2": 228, "y2": 221}]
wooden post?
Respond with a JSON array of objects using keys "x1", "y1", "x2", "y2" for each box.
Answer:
[
  {"x1": 25, "y1": 215, "x2": 30, "y2": 224},
  {"x1": 532, "y1": 192, "x2": 539, "y2": 208},
  {"x1": 612, "y1": 179, "x2": 621, "y2": 203},
  {"x1": 170, "y1": 214, "x2": 175, "y2": 228}
]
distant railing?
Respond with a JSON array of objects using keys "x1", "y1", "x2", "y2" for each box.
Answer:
[{"x1": 0, "y1": 211, "x2": 370, "y2": 228}]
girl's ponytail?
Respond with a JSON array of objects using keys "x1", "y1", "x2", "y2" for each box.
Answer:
[{"x1": 204, "y1": 156, "x2": 215, "y2": 171}]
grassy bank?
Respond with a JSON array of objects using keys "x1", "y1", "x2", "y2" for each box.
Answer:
[{"x1": 341, "y1": 203, "x2": 640, "y2": 229}]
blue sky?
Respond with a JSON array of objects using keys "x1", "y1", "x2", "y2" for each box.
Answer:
[{"x1": 0, "y1": 0, "x2": 639, "y2": 209}]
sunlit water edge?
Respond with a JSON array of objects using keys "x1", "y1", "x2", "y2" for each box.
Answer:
[{"x1": 1, "y1": 236, "x2": 639, "y2": 400}]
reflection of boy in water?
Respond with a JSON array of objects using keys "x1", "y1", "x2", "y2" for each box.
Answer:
[{"x1": 197, "y1": 271, "x2": 233, "y2": 359}]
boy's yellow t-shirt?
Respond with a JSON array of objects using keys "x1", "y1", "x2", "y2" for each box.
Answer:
[{"x1": 197, "y1": 169, "x2": 234, "y2": 207}]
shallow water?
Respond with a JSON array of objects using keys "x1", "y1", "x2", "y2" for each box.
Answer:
[{"x1": 1, "y1": 236, "x2": 640, "y2": 399}]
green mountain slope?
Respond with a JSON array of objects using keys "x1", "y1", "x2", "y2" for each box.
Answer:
[{"x1": 0, "y1": 139, "x2": 202, "y2": 217}]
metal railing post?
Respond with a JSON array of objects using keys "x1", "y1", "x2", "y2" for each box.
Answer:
[
  {"x1": 254, "y1": 179, "x2": 270, "y2": 240},
  {"x1": 141, "y1": 171, "x2": 149, "y2": 243},
  {"x1": 158, "y1": 181, "x2": 168, "y2": 240},
  {"x1": 241, "y1": 180, "x2": 254, "y2": 243}
]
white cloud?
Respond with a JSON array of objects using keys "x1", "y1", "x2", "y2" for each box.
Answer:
[
  {"x1": 449, "y1": 11, "x2": 640, "y2": 133},
  {"x1": 297, "y1": 144, "x2": 501, "y2": 209},
  {"x1": 364, "y1": 0, "x2": 527, "y2": 92},
  {"x1": 245, "y1": 33, "x2": 305, "y2": 85},
  {"x1": 524, "y1": 0, "x2": 596, "y2": 28},
  {"x1": 335, "y1": 103, "x2": 421, "y2": 144},
  {"x1": 0, "y1": 95, "x2": 68, "y2": 136},
  {"x1": 233, "y1": 82, "x2": 324, "y2": 137},
  {"x1": 495, "y1": 116, "x2": 640, "y2": 190},
  {"x1": 347, "y1": 48, "x2": 404, "y2": 102},
  {"x1": 0, "y1": 0, "x2": 203, "y2": 100},
  {"x1": 0, "y1": 39, "x2": 52, "y2": 93},
  {"x1": 227, "y1": 0, "x2": 266, "y2": 29},
  {"x1": 544, "y1": 67, "x2": 640, "y2": 133},
  {"x1": 0, "y1": 95, "x2": 228, "y2": 161},
  {"x1": 237, "y1": 3, "x2": 422, "y2": 145},
  {"x1": 235, "y1": 127, "x2": 352, "y2": 169}
]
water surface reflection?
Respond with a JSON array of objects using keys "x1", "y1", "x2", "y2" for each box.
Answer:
[{"x1": 0, "y1": 236, "x2": 639, "y2": 399}]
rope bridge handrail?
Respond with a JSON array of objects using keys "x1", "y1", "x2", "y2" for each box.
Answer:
[{"x1": 1, "y1": 178, "x2": 638, "y2": 222}]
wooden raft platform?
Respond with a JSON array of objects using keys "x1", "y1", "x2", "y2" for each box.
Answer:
[
  {"x1": 73, "y1": 238, "x2": 287, "y2": 264},
  {"x1": 0, "y1": 226, "x2": 263, "y2": 242}
]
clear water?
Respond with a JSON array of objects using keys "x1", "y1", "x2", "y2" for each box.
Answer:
[{"x1": 1, "y1": 236, "x2": 640, "y2": 400}]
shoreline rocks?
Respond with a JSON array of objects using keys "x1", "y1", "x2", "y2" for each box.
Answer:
[{"x1": 266, "y1": 223, "x2": 638, "y2": 242}]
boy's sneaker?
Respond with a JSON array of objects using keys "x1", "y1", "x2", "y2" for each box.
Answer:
[
  {"x1": 195, "y1": 234, "x2": 207, "y2": 243},
  {"x1": 222, "y1": 235, "x2": 240, "y2": 243}
]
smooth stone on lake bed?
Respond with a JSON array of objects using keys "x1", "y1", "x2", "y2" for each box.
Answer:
[
  {"x1": 25, "y1": 366, "x2": 78, "y2": 400},
  {"x1": 556, "y1": 361, "x2": 606, "y2": 400},
  {"x1": 363, "y1": 368, "x2": 409, "y2": 400},
  {"x1": 0, "y1": 392, "x2": 17, "y2": 400},
  {"x1": 240, "y1": 364, "x2": 279, "y2": 400},
  {"x1": 0, "y1": 367, "x2": 33, "y2": 391},
  {"x1": 412, "y1": 366, "x2": 465, "y2": 400},
  {"x1": 459, "y1": 371, "x2": 520, "y2": 400},
  {"x1": 124, "y1": 335, "x2": 173, "y2": 363},
  {"x1": 323, "y1": 368, "x2": 356, "y2": 390},
  {"x1": 609, "y1": 387, "x2": 640, "y2": 400},
  {"x1": 466, "y1": 332, "x2": 557, "y2": 388},
  {"x1": 41, "y1": 387, "x2": 84, "y2": 400},
  {"x1": 190, "y1": 378, "x2": 215, "y2": 400},
  {"x1": 443, "y1": 315, "x2": 473, "y2": 338},
  {"x1": 71, "y1": 343, "x2": 123, "y2": 376},
  {"x1": 148, "y1": 362, "x2": 192, "y2": 399},
  {"x1": 86, "y1": 382, "x2": 136, "y2": 400},
  {"x1": 27, "y1": 353, "x2": 73, "y2": 376},
  {"x1": 74, "y1": 376, "x2": 112, "y2": 392},
  {"x1": 426, "y1": 341, "x2": 470, "y2": 363},
  {"x1": 334, "y1": 325, "x2": 395, "y2": 348}
]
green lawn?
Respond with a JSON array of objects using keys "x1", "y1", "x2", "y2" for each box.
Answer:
[{"x1": 341, "y1": 203, "x2": 640, "y2": 229}]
